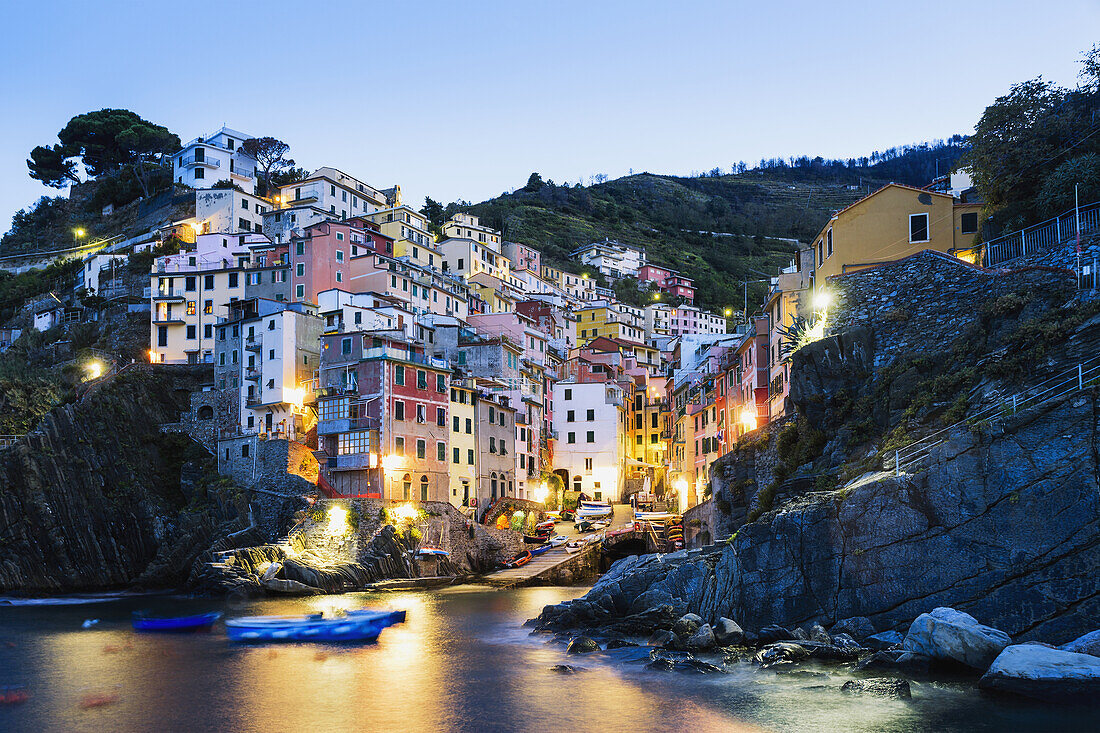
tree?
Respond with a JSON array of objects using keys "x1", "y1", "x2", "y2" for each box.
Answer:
[
  {"x1": 1037, "y1": 154, "x2": 1100, "y2": 216},
  {"x1": 27, "y1": 145, "x2": 79, "y2": 188},
  {"x1": 239, "y1": 137, "x2": 295, "y2": 197},
  {"x1": 523, "y1": 172, "x2": 544, "y2": 192},
  {"x1": 270, "y1": 166, "x2": 307, "y2": 190},
  {"x1": 28, "y1": 109, "x2": 179, "y2": 198},
  {"x1": 420, "y1": 197, "x2": 445, "y2": 225}
]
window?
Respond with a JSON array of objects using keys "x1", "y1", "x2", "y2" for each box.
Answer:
[
  {"x1": 203, "y1": 299, "x2": 213, "y2": 315},
  {"x1": 394, "y1": 400, "x2": 405, "y2": 420},
  {"x1": 437, "y1": 407, "x2": 446, "y2": 427},
  {"x1": 437, "y1": 442, "x2": 446, "y2": 461},
  {"x1": 489, "y1": 437, "x2": 496, "y2": 453},
  {"x1": 827, "y1": 228, "x2": 833, "y2": 256},
  {"x1": 416, "y1": 370, "x2": 427, "y2": 389},
  {"x1": 488, "y1": 406, "x2": 495, "y2": 422},
  {"x1": 186, "y1": 301, "x2": 196, "y2": 315},
  {"x1": 651, "y1": 434, "x2": 659, "y2": 444},
  {"x1": 585, "y1": 458, "x2": 593, "y2": 472},
  {"x1": 395, "y1": 365, "x2": 405, "y2": 385},
  {"x1": 586, "y1": 409, "x2": 594, "y2": 421},
  {"x1": 586, "y1": 431, "x2": 595, "y2": 443},
  {"x1": 336, "y1": 250, "x2": 344, "y2": 261},
  {"x1": 319, "y1": 397, "x2": 349, "y2": 421},
  {"x1": 453, "y1": 415, "x2": 460, "y2": 432},
  {"x1": 194, "y1": 167, "x2": 204, "y2": 180},
  {"x1": 909, "y1": 213, "x2": 930, "y2": 243},
  {"x1": 420, "y1": 476, "x2": 429, "y2": 501},
  {"x1": 295, "y1": 284, "x2": 304, "y2": 299},
  {"x1": 341, "y1": 337, "x2": 352, "y2": 355},
  {"x1": 296, "y1": 263, "x2": 304, "y2": 276},
  {"x1": 465, "y1": 418, "x2": 472, "y2": 434},
  {"x1": 186, "y1": 325, "x2": 196, "y2": 339},
  {"x1": 296, "y1": 242, "x2": 305, "y2": 255},
  {"x1": 567, "y1": 432, "x2": 576, "y2": 444},
  {"x1": 453, "y1": 447, "x2": 460, "y2": 463},
  {"x1": 564, "y1": 388, "x2": 572, "y2": 400},
  {"x1": 468, "y1": 449, "x2": 474, "y2": 464},
  {"x1": 960, "y1": 212, "x2": 978, "y2": 235},
  {"x1": 437, "y1": 374, "x2": 446, "y2": 392},
  {"x1": 228, "y1": 272, "x2": 238, "y2": 288},
  {"x1": 567, "y1": 410, "x2": 575, "y2": 422},
  {"x1": 395, "y1": 437, "x2": 405, "y2": 456},
  {"x1": 338, "y1": 431, "x2": 369, "y2": 455}
]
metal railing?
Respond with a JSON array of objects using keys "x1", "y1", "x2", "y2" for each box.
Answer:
[
  {"x1": 888, "y1": 355, "x2": 1100, "y2": 475},
  {"x1": 985, "y1": 201, "x2": 1100, "y2": 267},
  {"x1": 181, "y1": 155, "x2": 220, "y2": 168}
]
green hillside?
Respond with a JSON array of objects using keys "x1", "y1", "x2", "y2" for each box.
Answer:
[{"x1": 458, "y1": 140, "x2": 968, "y2": 312}]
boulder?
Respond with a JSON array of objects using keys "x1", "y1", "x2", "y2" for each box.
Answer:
[
  {"x1": 856, "y1": 650, "x2": 932, "y2": 676},
  {"x1": 903, "y1": 607, "x2": 1011, "y2": 671},
  {"x1": 866, "y1": 631, "x2": 905, "y2": 650},
  {"x1": 604, "y1": 639, "x2": 639, "y2": 649},
  {"x1": 790, "y1": 627, "x2": 809, "y2": 641},
  {"x1": 979, "y1": 644, "x2": 1100, "y2": 702},
  {"x1": 755, "y1": 642, "x2": 810, "y2": 669},
  {"x1": 714, "y1": 617, "x2": 745, "y2": 646},
  {"x1": 628, "y1": 587, "x2": 676, "y2": 615},
  {"x1": 831, "y1": 616, "x2": 875, "y2": 640},
  {"x1": 790, "y1": 639, "x2": 860, "y2": 662},
  {"x1": 1061, "y1": 630, "x2": 1100, "y2": 658},
  {"x1": 841, "y1": 678, "x2": 912, "y2": 699},
  {"x1": 808, "y1": 623, "x2": 832, "y2": 645},
  {"x1": 549, "y1": 665, "x2": 583, "y2": 675},
  {"x1": 647, "y1": 629, "x2": 676, "y2": 648},
  {"x1": 758, "y1": 625, "x2": 794, "y2": 644},
  {"x1": 685, "y1": 624, "x2": 716, "y2": 650},
  {"x1": 672, "y1": 613, "x2": 704, "y2": 638},
  {"x1": 831, "y1": 633, "x2": 862, "y2": 653},
  {"x1": 676, "y1": 658, "x2": 725, "y2": 674},
  {"x1": 566, "y1": 636, "x2": 600, "y2": 654}
]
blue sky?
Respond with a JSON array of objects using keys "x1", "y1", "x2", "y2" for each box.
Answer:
[{"x1": 1, "y1": 0, "x2": 1097, "y2": 227}]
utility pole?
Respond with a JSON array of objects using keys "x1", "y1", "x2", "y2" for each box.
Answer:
[{"x1": 1076, "y1": 183, "x2": 1082, "y2": 287}]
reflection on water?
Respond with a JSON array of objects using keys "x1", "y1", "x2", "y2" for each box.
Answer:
[{"x1": 0, "y1": 588, "x2": 1087, "y2": 733}]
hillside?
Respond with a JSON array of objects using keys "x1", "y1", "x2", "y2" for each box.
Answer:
[{"x1": 464, "y1": 139, "x2": 968, "y2": 311}]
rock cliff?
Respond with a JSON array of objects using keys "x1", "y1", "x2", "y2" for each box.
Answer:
[{"x1": 0, "y1": 365, "x2": 241, "y2": 593}]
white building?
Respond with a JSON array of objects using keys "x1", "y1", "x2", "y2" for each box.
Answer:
[
  {"x1": 276, "y1": 167, "x2": 388, "y2": 222},
  {"x1": 570, "y1": 239, "x2": 646, "y2": 280},
  {"x1": 194, "y1": 189, "x2": 271, "y2": 235},
  {"x1": 551, "y1": 380, "x2": 627, "y2": 502},
  {"x1": 669, "y1": 305, "x2": 727, "y2": 337},
  {"x1": 79, "y1": 253, "x2": 128, "y2": 294},
  {"x1": 172, "y1": 126, "x2": 257, "y2": 194}
]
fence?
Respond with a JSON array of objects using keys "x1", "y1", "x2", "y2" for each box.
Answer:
[
  {"x1": 985, "y1": 200, "x2": 1100, "y2": 267},
  {"x1": 887, "y1": 354, "x2": 1100, "y2": 475}
]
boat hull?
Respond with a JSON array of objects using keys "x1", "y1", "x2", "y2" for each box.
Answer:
[
  {"x1": 225, "y1": 609, "x2": 402, "y2": 643},
  {"x1": 132, "y1": 612, "x2": 222, "y2": 633}
]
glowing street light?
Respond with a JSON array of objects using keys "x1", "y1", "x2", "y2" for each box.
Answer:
[
  {"x1": 325, "y1": 504, "x2": 349, "y2": 535},
  {"x1": 813, "y1": 290, "x2": 832, "y2": 310},
  {"x1": 73, "y1": 227, "x2": 86, "y2": 241},
  {"x1": 740, "y1": 406, "x2": 758, "y2": 432},
  {"x1": 723, "y1": 308, "x2": 732, "y2": 317},
  {"x1": 86, "y1": 360, "x2": 103, "y2": 379}
]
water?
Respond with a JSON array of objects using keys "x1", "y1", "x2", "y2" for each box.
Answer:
[{"x1": 0, "y1": 587, "x2": 1088, "y2": 732}]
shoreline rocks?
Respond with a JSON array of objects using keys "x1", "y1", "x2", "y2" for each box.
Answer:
[
  {"x1": 903, "y1": 607, "x2": 1012, "y2": 671},
  {"x1": 979, "y1": 644, "x2": 1100, "y2": 702}
]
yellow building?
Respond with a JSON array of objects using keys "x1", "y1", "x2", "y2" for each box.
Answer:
[
  {"x1": 574, "y1": 302, "x2": 645, "y2": 344},
  {"x1": 812, "y1": 183, "x2": 982, "y2": 281},
  {"x1": 367, "y1": 205, "x2": 440, "y2": 270},
  {"x1": 448, "y1": 380, "x2": 478, "y2": 508}
]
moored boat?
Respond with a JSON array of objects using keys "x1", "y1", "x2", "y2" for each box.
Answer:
[
  {"x1": 502, "y1": 550, "x2": 532, "y2": 568},
  {"x1": 132, "y1": 611, "x2": 222, "y2": 633},
  {"x1": 225, "y1": 609, "x2": 402, "y2": 643},
  {"x1": 523, "y1": 533, "x2": 551, "y2": 544},
  {"x1": 416, "y1": 547, "x2": 449, "y2": 557}
]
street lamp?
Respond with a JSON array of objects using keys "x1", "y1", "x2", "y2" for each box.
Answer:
[
  {"x1": 86, "y1": 360, "x2": 104, "y2": 379},
  {"x1": 724, "y1": 308, "x2": 732, "y2": 317},
  {"x1": 73, "y1": 227, "x2": 86, "y2": 242}
]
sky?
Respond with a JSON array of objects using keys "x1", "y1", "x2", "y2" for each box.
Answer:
[{"x1": 1, "y1": 0, "x2": 1098, "y2": 228}]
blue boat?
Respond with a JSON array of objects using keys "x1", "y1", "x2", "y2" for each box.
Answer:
[
  {"x1": 225, "y1": 609, "x2": 404, "y2": 643},
  {"x1": 132, "y1": 611, "x2": 222, "y2": 633}
]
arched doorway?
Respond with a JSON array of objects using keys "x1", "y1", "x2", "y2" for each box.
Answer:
[{"x1": 419, "y1": 475, "x2": 429, "y2": 502}]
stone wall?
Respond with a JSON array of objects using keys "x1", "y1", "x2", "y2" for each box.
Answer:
[
  {"x1": 828, "y1": 250, "x2": 1076, "y2": 369},
  {"x1": 682, "y1": 499, "x2": 715, "y2": 548}
]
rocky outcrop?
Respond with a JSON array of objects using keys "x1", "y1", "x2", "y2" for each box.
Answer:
[
  {"x1": 0, "y1": 365, "x2": 240, "y2": 593},
  {"x1": 534, "y1": 386, "x2": 1100, "y2": 642}
]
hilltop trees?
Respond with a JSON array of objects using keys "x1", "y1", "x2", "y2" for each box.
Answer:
[
  {"x1": 240, "y1": 137, "x2": 295, "y2": 196},
  {"x1": 27, "y1": 110, "x2": 179, "y2": 199},
  {"x1": 965, "y1": 45, "x2": 1100, "y2": 230}
]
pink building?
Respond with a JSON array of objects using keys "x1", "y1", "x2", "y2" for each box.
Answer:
[
  {"x1": 502, "y1": 241, "x2": 541, "y2": 273},
  {"x1": 639, "y1": 264, "x2": 695, "y2": 303},
  {"x1": 734, "y1": 316, "x2": 771, "y2": 436},
  {"x1": 289, "y1": 221, "x2": 394, "y2": 304}
]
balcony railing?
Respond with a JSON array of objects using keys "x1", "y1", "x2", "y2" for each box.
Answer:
[
  {"x1": 245, "y1": 394, "x2": 261, "y2": 406},
  {"x1": 230, "y1": 166, "x2": 255, "y2": 180},
  {"x1": 244, "y1": 336, "x2": 261, "y2": 351},
  {"x1": 181, "y1": 155, "x2": 220, "y2": 169},
  {"x1": 152, "y1": 288, "x2": 185, "y2": 300},
  {"x1": 245, "y1": 368, "x2": 261, "y2": 381}
]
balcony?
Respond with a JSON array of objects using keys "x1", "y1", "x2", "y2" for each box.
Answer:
[
  {"x1": 230, "y1": 166, "x2": 255, "y2": 180},
  {"x1": 328, "y1": 453, "x2": 373, "y2": 471},
  {"x1": 244, "y1": 368, "x2": 261, "y2": 381},
  {"x1": 181, "y1": 155, "x2": 220, "y2": 169},
  {"x1": 286, "y1": 190, "x2": 320, "y2": 205},
  {"x1": 152, "y1": 288, "x2": 186, "y2": 301},
  {"x1": 244, "y1": 335, "x2": 261, "y2": 351},
  {"x1": 245, "y1": 394, "x2": 261, "y2": 406},
  {"x1": 152, "y1": 315, "x2": 185, "y2": 325}
]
